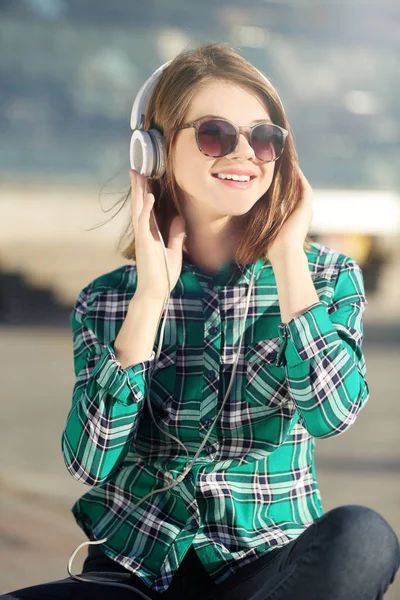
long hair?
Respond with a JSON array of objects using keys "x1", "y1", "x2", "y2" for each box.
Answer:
[{"x1": 115, "y1": 42, "x2": 311, "y2": 265}]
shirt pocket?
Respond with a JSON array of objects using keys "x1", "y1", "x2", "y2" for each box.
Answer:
[{"x1": 244, "y1": 337, "x2": 291, "y2": 414}]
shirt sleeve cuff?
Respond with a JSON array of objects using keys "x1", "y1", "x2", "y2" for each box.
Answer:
[
  {"x1": 91, "y1": 340, "x2": 156, "y2": 405},
  {"x1": 276, "y1": 302, "x2": 342, "y2": 368}
]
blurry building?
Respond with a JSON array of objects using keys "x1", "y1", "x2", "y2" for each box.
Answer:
[{"x1": 0, "y1": 0, "x2": 399, "y2": 325}]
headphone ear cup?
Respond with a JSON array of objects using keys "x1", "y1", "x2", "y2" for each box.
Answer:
[
  {"x1": 130, "y1": 130, "x2": 153, "y2": 177},
  {"x1": 148, "y1": 129, "x2": 166, "y2": 179},
  {"x1": 130, "y1": 129, "x2": 165, "y2": 178}
]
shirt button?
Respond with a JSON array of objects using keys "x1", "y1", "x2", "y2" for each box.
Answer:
[
  {"x1": 186, "y1": 472, "x2": 194, "y2": 483},
  {"x1": 209, "y1": 326, "x2": 217, "y2": 335},
  {"x1": 208, "y1": 369, "x2": 216, "y2": 378}
]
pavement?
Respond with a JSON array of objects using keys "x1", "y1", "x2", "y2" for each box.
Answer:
[{"x1": 1, "y1": 322, "x2": 399, "y2": 597}]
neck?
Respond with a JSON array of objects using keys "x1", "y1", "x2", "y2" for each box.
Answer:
[{"x1": 183, "y1": 222, "x2": 242, "y2": 274}]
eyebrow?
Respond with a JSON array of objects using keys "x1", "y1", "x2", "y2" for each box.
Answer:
[{"x1": 190, "y1": 114, "x2": 273, "y2": 124}]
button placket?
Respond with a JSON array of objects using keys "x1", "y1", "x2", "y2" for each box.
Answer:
[
  {"x1": 204, "y1": 441, "x2": 219, "y2": 459},
  {"x1": 200, "y1": 286, "x2": 220, "y2": 441},
  {"x1": 187, "y1": 517, "x2": 198, "y2": 530},
  {"x1": 199, "y1": 417, "x2": 214, "y2": 433},
  {"x1": 276, "y1": 323, "x2": 290, "y2": 367}
]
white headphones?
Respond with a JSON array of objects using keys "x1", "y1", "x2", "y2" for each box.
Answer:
[{"x1": 129, "y1": 60, "x2": 172, "y2": 178}]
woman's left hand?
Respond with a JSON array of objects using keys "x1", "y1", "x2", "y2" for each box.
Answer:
[{"x1": 268, "y1": 166, "x2": 313, "y2": 259}]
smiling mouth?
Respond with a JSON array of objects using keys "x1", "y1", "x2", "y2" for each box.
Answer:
[
  {"x1": 211, "y1": 174, "x2": 257, "y2": 182},
  {"x1": 211, "y1": 174, "x2": 257, "y2": 189}
]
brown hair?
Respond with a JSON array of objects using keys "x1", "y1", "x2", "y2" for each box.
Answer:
[{"x1": 111, "y1": 41, "x2": 311, "y2": 265}]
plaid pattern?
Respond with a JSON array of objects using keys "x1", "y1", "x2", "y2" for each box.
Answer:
[{"x1": 62, "y1": 242, "x2": 369, "y2": 592}]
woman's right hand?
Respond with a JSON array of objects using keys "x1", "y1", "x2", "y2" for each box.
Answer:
[{"x1": 129, "y1": 169, "x2": 187, "y2": 301}]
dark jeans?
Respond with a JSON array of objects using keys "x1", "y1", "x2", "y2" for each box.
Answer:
[{"x1": 2, "y1": 505, "x2": 399, "y2": 600}]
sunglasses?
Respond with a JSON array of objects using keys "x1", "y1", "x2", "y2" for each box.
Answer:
[{"x1": 177, "y1": 117, "x2": 288, "y2": 162}]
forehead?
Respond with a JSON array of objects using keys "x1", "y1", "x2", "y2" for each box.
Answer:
[{"x1": 185, "y1": 80, "x2": 271, "y2": 124}]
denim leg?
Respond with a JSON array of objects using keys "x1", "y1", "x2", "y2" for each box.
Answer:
[
  {"x1": 0, "y1": 576, "x2": 144, "y2": 600},
  {"x1": 300, "y1": 504, "x2": 400, "y2": 600},
  {"x1": 217, "y1": 504, "x2": 400, "y2": 600}
]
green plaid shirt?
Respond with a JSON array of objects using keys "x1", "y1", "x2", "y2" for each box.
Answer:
[{"x1": 62, "y1": 241, "x2": 369, "y2": 592}]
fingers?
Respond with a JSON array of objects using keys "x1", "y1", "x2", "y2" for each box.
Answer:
[
  {"x1": 148, "y1": 198, "x2": 161, "y2": 242},
  {"x1": 129, "y1": 170, "x2": 138, "y2": 229},
  {"x1": 298, "y1": 166, "x2": 312, "y2": 190},
  {"x1": 167, "y1": 215, "x2": 187, "y2": 253},
  {"x1": 129, "y1": 169, "x2": 147, "y2": 231},
  {"x1": 129, "y1": 170, "x2": 185, "y2": 250}
]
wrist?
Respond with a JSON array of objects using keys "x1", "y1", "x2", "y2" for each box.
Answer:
[
  {"x1": 131, "y1": 291, "x2": 167, "y2": 306},
  {"x1": 268, "y1": 243, "x2": 305, "y2": 263}
]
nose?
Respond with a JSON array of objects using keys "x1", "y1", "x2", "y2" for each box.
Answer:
[{"x1": 228, "y1": 131, "x2": 256, "y2": 161}]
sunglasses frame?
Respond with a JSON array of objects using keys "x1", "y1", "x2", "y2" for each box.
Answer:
[{"x1": 177, "y1": 117, "x2": 289, "y2": 162}]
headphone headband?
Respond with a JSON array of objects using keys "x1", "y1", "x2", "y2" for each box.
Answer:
[
  {"x1": 130, "y1": 61, "x2": 172, "y2": 131},
  {"x1": 130, "y1": 58, "x2": 278, "y2": 132}
]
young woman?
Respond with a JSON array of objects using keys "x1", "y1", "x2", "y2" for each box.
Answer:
[{"x1": 3, "y1": 42, "x2": 399, "y2": 600}]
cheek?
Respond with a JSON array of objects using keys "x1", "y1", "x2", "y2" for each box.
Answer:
[
  {"x1": 171, "y1": 144, "x2": 189, "y2": 191},
  {"x1": 259, "y1": 165, "x2": 275, "y2": 193},
  {"x1": 173, "y1": 144, "x2": 210, "y2": 192}
]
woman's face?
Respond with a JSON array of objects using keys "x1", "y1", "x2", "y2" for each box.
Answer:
[{"x1": 172, "y1": 80, "x2": 276, "y2": 222}]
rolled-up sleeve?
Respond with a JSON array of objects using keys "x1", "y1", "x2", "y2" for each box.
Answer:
[
  {"x1": 61, "y1": 285, "x2": 156, "y2": 486},
  {"x1": 276, "y1": 258, "x2": 369, "y2": 438}
]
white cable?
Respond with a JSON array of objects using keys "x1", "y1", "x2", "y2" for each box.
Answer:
[
  {"x1": 67, "y1": 539, "x2": 153, "y2": 597},
  {"x1": 66, "y1": 176, "x2": 256, "y2": 594}
]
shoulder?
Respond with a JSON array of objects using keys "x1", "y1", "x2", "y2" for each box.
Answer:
[
  {"x1": 72, "y1": 264, "x2": 138, "y2": 319},
  {"x1": 305, "y1": 241, "x2": 366, "y2": 304},
  {"x1": 305, "y1": 241, "x2": 363, "y2": 281}
]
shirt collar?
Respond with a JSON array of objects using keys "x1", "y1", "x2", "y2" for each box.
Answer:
[{"x1": 181, "y1": 252, "x2": 269, "y2": 287}]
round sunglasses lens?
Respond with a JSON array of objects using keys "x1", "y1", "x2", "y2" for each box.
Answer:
[
  {"x1": 251, "y1": 124, "x2": 284, "y2": 161},
  {"x1": 197, "y1": 120, "x2": 236, "y2": 157}
]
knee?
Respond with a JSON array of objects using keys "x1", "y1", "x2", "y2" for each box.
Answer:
[{"x1": 323, "y1": 505, "x2": 400, "y2": 568}]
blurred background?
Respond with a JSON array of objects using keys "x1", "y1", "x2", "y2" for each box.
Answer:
[{"x1": 0, "y1": 0, "x2": 399, "y2": 596}]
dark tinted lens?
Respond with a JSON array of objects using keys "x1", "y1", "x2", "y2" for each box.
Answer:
[
  {"x1": 251, "y1": 124, "x2": 285, "y2": 161},
  {"x1": 197, "y1": 120, "x2": 237, "y2": 157}
]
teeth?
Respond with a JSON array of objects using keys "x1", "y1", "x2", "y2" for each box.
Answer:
[{"x1": 217, "y1": 173, "x2": 251, "y2": 182}]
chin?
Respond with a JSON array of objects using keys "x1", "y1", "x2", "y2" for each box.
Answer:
[{"x1": 215, "y1": 192, "x2": 261, "y2": 211}]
